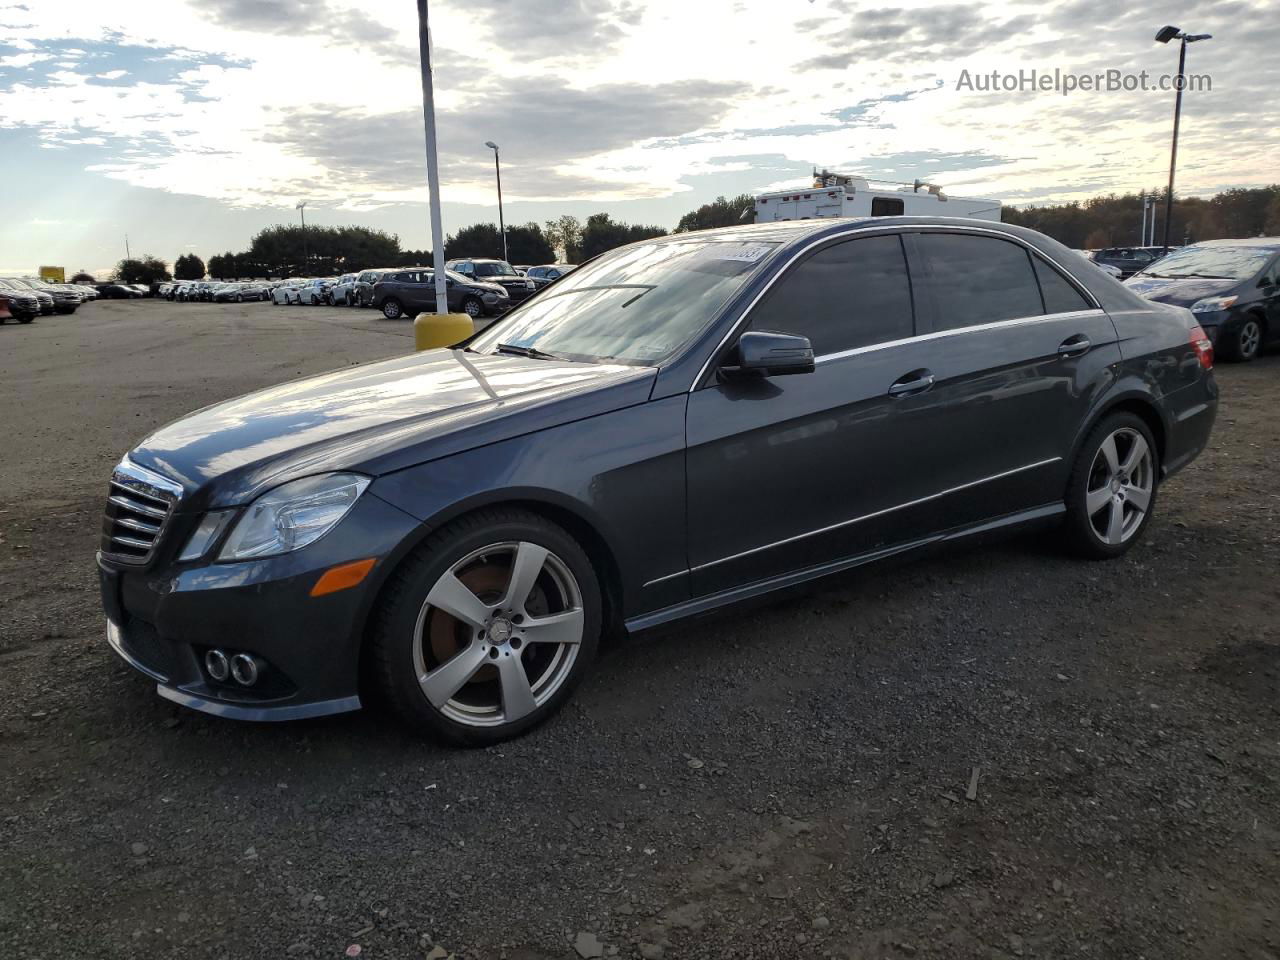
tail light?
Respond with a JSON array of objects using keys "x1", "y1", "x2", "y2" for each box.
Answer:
[{"x1": 1189, "y1": 325, "x2": 1213, "y2": 370}]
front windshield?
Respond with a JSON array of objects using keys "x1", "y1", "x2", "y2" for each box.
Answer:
[
  {"x1": 471, "y1": 238, "x2": 778, "y2": 364},
  {"x1": 1139, "y1": 245, "x2": 1273, "y2": 280},
  {"x1": 473, "y1": 261, "x2": 516, "y2": 277}
]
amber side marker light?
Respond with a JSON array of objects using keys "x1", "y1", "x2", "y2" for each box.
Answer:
[{"x1": 310, "y1": 557, "x2": 377, "y2": 597}]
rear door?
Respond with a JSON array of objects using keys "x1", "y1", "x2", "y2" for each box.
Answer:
[{"x1": 900, "y1": 230, "x2": 1119, "y2": 528}]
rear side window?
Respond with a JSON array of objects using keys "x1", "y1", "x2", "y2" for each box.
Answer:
[
  {"x1": 391, "y1": 273, "x2": 410, "y2": 282},
  {"x1": 750, "y1": 234, "x2": 914, "y2": 354},
  {"x1": 871, "y1": 197, "x2": 905, "y2": 216},
  {"x1": 918, "y1": 233, "x2": 1043, "y2": 330},
  {"x1": 1032, "y1": 256, "x2": 1091, "y2": 314}
]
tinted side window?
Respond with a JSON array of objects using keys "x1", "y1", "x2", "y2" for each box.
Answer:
[
  {"x1": 391, "y1": 272, "x2": 410, "y2": 282},
  {"x1": 871, "y1": 196, "x2": 905, "y2": 216},
  {"x1": 1032, "y1": 256, "x2": 1091, "y2": 314},
  {"x1": 750, "y1": 234, "x2": 914, "y2": 354},
  {"x1": 918, "y1": 233, "x2": 1043, "y2": 330}
]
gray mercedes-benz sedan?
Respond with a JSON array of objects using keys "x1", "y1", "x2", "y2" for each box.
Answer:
[{"x1": 98, "y1": 217, "x2": 1218, "y2": 745}]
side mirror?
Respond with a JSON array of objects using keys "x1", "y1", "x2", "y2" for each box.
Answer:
[{"x1": 723, "y1": 330, "x2": 815, "y2": 378}]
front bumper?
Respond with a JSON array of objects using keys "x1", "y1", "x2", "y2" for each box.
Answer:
[
  {"x1": 6, "y1": 300, "x2": 40, "y2": 318},
  {"x1": 99, "y1": 489, "x2": 421, "y2": 721}
]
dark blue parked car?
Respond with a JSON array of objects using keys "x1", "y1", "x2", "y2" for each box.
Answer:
[
  {"x1": 99, "y1": 217, "x2": 1218, "y2": 745},
  {"x1": 1124, "y1": 237, "x2": 1280, "y2": 362}
]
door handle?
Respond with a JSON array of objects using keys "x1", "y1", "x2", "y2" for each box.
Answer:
[
  {"x1": 887, "y1": 369, "x2": 935, "y2": 398},
  {"x1": 1058, "y1": 334, "x2": 1091, "y2": 357}
]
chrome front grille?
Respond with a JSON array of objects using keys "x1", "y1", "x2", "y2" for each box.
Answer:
[{"x1": 101, "y1": 460, "x2": 183, "y2": 563}]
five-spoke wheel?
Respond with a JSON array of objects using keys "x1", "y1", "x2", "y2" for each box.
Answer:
[
  {"x1": 373, "y1": 509, "x2": 600, "y2": 745},
  {"x1": 1084, "y1": 427, "x2": 1154, "y2": 546},
  {"x1": 414, "y1": 541, "x2": 585, "y2": 727},
  {"x1": 1065, "y1": 412, "x2": 1159, "y2": 558}
]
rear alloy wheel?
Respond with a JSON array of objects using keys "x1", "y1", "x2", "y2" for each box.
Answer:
[
  {"x1": 1064, "y1": 412, "x2": 1158, "y2": 559},
  {"x1": 1225, "y1": 316, "x2": 1263, "y2": 363},
  {"x1": 382, "y1": 298, "x2": 403, "y2": 319},
  {"x1": 462, "y1": 297, "x2": 482, "y2": 319},
  {"x1": 373, "y1": 509, "x2": 600, "y2": 746}
]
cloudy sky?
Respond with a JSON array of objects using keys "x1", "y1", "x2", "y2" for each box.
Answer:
[{"x1": 1, "y1": 0, "x2": 1275, "y2": 275}]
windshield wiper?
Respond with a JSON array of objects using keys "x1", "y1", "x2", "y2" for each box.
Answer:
[
  {"x1": 1178, "y1": 273, "x2": 1234, "y2": 280},
  {"x1": 495, "y1": 343, "x2": 571, "y2": 362}
]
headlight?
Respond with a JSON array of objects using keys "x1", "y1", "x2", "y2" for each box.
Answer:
[
  {"x1": 218, "y1": 473, "x2": 370, "y2": 560},
  {"x1": 1190, "y1": 295, "x2": 1238, "y2": 313},
  {"x1": 525, "y1": 279, "x2": 535, "y2": 290},
  {"x1": 178, "y1": 510, "x2": 236, "y2": 561}
]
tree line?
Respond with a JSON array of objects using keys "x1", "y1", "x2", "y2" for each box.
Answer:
[
  {"x1": 108, "y1": 185, "x2": 1278, "y2": 282},
  {"x1": 1003, "y1": 185, "x2": 1280, "y2": 249}
]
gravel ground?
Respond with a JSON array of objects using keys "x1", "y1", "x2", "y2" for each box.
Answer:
[{"x1": 1, "y1": 300, "x2": 1278, "y2": 960}]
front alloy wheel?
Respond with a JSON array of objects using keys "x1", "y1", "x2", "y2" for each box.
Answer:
[
  {"x1": 1064, "y1": 413, "x2": 1159, "y2": 558},
  {"x1": 382, "y1": 298, "x2": 403, "y2": 319},
  {"x1": 1230, "y1": 318, "x2": 1263, "y2": 362},
  {"x1": 462, "y1": 297, "x2": 482, "y2": 319},
  {"x1": 373, "y1": 509, "x2": 600, "y2": 745}
]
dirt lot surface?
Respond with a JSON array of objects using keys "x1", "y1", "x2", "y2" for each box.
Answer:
[{"x1": 1, "y1": 300, "x2": 1278, "y2": 960}]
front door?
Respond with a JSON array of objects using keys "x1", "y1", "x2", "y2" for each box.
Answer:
[{"x1": 686, "y1": 232, "x2": 934, "y2": 597}]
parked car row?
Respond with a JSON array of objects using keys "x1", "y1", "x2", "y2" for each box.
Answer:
[
  {"x1": 255, "y1": 261, "x2": 578, "y2": 320},
  {"x1": 2, "y1": 276, "x2": 99, "y2": 314},
  {"x1": 95, "y1": 283, "x2": 150, "y2": 299}
]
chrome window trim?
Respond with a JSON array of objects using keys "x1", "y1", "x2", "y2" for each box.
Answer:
[
  {"x1": 814, "y1": 308, "x2": 1106, "y2": 365},
  {"x1": 688, "y1": 456, "x2": 1062, "y2": 574},
  {"x1": 690, "y1": 222, "x2": 1101, "y2": 391}
]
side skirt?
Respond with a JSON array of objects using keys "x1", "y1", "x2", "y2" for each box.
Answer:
[{"x1": 623, "y1": 502, "x2": 1066, "y2": 634}]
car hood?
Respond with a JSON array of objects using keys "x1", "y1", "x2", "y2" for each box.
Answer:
[
  {"x1": 128, "y1": 349, "x2": 655, "y2": 508},
  {"x1": 1123, "y1": 275, "x2": 1237, "y2": 307}
]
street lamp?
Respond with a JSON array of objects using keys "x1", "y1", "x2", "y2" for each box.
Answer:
[
  {"x1": 485, "y1": 140, "x2": 508, "y2": 263},
  {"x1": 296, "y1": 200, "x2": 308, "y2": 274},
  {"x1": 1154, "y1": 25, "x2": 1211, "y2": 254}
]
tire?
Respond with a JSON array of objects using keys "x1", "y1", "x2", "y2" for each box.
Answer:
[
  {"x1": 462, "y1": 297, "x2": 483, "y2": 319},
  {"x1": 235, "y1": 294, "x2": 243, "y2": 303},
  {"x1": 18, "y1": 316, "x2": 33, "y2": 324},
  {"x1": 1063, "y1": 411, "x2": 1159, "y2": 559},
  {"x1": 1221, "y1": 315, "x2": 1264, "y2": 363},
  {"x1": 372, "y1": 508, "x2": 601, "y2": 746},
  {"x1": 382, "y1": 298, "x2": 403, "y2": 320}
]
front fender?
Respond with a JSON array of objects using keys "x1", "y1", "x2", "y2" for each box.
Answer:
[{"x1": 369, "y1": 396, "x2": 688, "y2": 619}]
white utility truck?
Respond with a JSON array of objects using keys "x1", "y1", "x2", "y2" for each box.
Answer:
[{"x1": 755, "y1": 170, "x2": 1001, "y2": 223}]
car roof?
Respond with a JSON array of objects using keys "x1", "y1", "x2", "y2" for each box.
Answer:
[
  {"x1": 647, "y1": 216, "x2": 1072, "y2": 253},
  {"x1": 1190, "y1": 237, "x2": 1280, "y2": 250}
]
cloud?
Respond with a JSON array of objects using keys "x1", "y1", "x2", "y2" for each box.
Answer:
[
  {"x1": 0, "y1": 50, "x2": 51, "y2": 68},
  {"x1": 797, "y1": 4, "x2": 1036, "y2": 70},
  {"x1": 459, "y1": 0, "x2": 642, "y2": 60},
  {"x1": 263, "y1": 75, "x2": 747, "y2": 201}
]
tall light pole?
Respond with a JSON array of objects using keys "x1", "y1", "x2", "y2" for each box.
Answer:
[
  {"x1": 1154, "y1": 26, "x2": 1211, "y2": 254},
  {"x1": 485, "y1": 140, "x2": 508, "y2": 263},
  {"x1": 417, "y1": 0, "x2": 448, "y2": 315},
  {"x1": 296, "y1": 200, "x2": 308, "y2": 275}
]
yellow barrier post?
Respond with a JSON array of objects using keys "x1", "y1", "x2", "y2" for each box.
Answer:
[{"x1": 413, "y1": 312, "x2": 474, "y2": 351}]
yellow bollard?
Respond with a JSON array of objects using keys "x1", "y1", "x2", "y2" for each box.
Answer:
[{"x1": 413, "y1": 312, "x2": 474, "y2": 351}]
